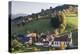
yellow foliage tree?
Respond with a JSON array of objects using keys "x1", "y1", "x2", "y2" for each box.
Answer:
[
  {"x1": 55, "y1": 11, "x2": 67, "y2": 35},
  {"x1": 59, "y1": 11, "x2": 67, "y2": 34}
]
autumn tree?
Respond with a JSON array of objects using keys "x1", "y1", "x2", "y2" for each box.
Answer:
[{"x1": 50, "y1": 11, "x2": 67, "y2": 35}]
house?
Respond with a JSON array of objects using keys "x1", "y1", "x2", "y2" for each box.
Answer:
[
  {"x1": 27, "y1": 15, "x2": 33, "y2": 21},
  {"x1": 24, "y1": 15, "x2": 33, "y2": 23},
  {"x1": 53, "y1": 34, "x2": 71, "y2": 49},
  {"x1": 34, "y1": 32, "x2": 73, "y2": 49},
  {"x1": 24, "y1": 16, "x2": 29, "y2": 23},
  {"x1": 37, "y1": 11, "x2": 49, "y2": 19},
  {"x1": 16, "y1": 34, "x2": 30, "y2": 44}
]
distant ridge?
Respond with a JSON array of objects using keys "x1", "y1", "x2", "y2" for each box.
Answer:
[{"x1": 11, "y1": 14, "x2": 28, "y2": 19}]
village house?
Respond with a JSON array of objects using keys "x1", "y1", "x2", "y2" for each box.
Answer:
[
  {"x1": 37, "y1": 13, "x2": 47, "y2": 19},
  {"x1": 24, "y1": 16, "x2": 29, "y2": 23},
  {"x1": 34, "y1": 32, "x2": 72, "y2": 49},
  {"x1": 24, "y1": 15, "x2": 33, "y2": 23},
  {"x1": 52, "y1": 32, "x2": 72, "y2": 49},
  {"x1": 53, "y1": 35, "x2": 70, "y2": 49},
  {"x1": 27, "y1": 15, "x2": 33, "y2": 21}
]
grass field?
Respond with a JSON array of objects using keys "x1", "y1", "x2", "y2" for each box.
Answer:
[{"x1": 67, "y1": 16, "x2": 78, "y2": 27}]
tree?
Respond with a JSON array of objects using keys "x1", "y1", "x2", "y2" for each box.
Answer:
[
  {"x1": 11, "y1": 39, "x2": 23, "y2": 52},
  {"x1": 59, "y1": 12, "x2": 67, "y2": 34},
  {"x1": 50, "y1": 16, "x2": 61, "y2": 28},
  {"x1": 50, "y1": 12, "x2": 67, "y2": 35},
  {"x1": 41, "y1": 9, "x2": 44, "y2": 12},
  {"x1": 32, "y1": 13, "x2": 38, "y2": 20},
  {"x1": 50, "y1": 6, "x2": 53, "y2": 10}
]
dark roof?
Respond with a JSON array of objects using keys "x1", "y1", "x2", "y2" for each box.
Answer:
[
  {"x1": 54, "y1": 35, "x2": 70, "y2": 41},
  {"x1": 17, "y1": 34, "x2": 30, "y2": 43}
]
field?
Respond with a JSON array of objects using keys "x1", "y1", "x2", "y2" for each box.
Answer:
[
  {"x1": 11, "y1": 14, "x2": 78, "y2": 34},
  {"x1": 67, "y1": 16, "x2": 78, "y2": 28},
  {"x1": 11, "y1": 18, "x2": 52, "y2": 34},
  {"x1": 67, "y1": 15, "x2": 78, "y2": 45}
]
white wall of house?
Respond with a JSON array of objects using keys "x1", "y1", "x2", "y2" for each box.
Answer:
[
  {"x1": 28, "y1": 17, "x2": 33, "y2": 21},
  {"x1": 53, "y1": 41, "x2": 60, "y2": 47},
  {"x1": 38, "y1": 15, "x2": 48, "y2": 19},
  {"x1": 53, "y1": 41, "x2": 69, "y2": 47},
  {"x1": 38, "y1": 15, "x2": 43, "y2": 18}
]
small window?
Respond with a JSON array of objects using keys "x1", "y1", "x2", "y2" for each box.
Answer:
[
  {"x1": 56, "y1": 42, "x2": 58, "y2": 45},
  {"x1": 58, "y1": 41, "x2": 60, "y2": 45},
  {"x1": 54, "y1": 41, "x2": 56, "y2": 45},
  {"x1": 55, "y1": 41, "x2": 58, "y2": 45}
]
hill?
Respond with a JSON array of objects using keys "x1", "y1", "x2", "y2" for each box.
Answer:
[{"x1": 11, "y1": 15, "x2": 78, "y2": 34}]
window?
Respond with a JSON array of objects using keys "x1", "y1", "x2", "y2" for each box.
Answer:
[{"x1": 56, "y1": 41, "x2": 58, "y2": 45}]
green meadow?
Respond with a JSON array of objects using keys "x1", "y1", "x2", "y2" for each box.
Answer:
[{"x1": 11, "y1": 14, "x2": 78, "y2": 34}]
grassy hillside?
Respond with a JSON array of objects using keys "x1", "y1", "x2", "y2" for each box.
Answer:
[
  {"x1": 11, "y1": 18, "x2": 53, "y2": 34},
  {"x1": 65, "y1": 14, "x2": 78, "y2": 33},
  {"x1": 67, "y1": 17, "x2": 78, "y2": 27},
  {"x1": 11, "y1": 16, "x2": 78, "y2": 34}
]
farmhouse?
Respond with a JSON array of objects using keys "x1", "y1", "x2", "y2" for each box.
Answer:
[
  {"x1": 27, "y1": 15, "x2": 33, "y2": 21},
  {"x1": 53, "y1": 35, "x2": 70, "y2": 49},
  {"x1": 34, "y1": 32, "x2": 72, "y2": 49},
  {"x1": 24, "y1": 15, "x2": 33, "y2": 23},
  {"x1": 52, "y1": 31, "x2": 73, "y2": 49}
]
